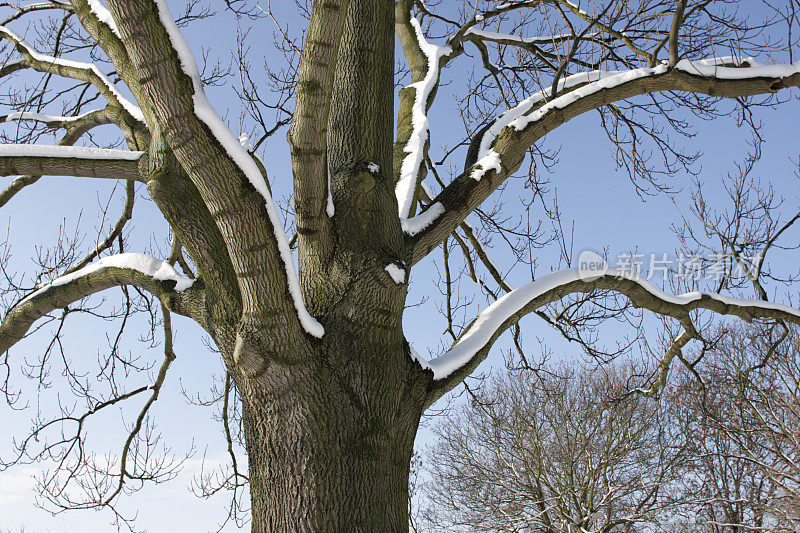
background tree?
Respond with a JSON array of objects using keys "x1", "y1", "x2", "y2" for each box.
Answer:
[
  {"x1": 420, "y1": 363, "x2": 682, "y2": 532},
  {"x1": 0, "y1": 0, "x2": 799, "y2": 531},
  {"x1": 663, "y1": 324, "x2": 800, "y2": 532}
]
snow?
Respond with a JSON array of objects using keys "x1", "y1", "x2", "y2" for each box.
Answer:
[
  {"x1": 395, "y1": 18, "x2": 452, "y2": 219},
  {"x1": 5, "y1": 111, "x2": 88, "y2": 123},
  {"x1": 409, "y1": 345, "x2": 431, "y2": 370},
  {"x1": 400, "y1": 201, "x2": 445, "y2": 236},
  {"x1": 326, "y1": 168, "x2": 335, "y2": 217},
  {"x1": 237, "y1": 132, "x2": 253, "y2": 151},
  {"x1": 427, "y1": 266, "x2": 800, "y2": 380},
  {"x1": 675, "y1": 56, "x2": 800, "y2": 80},
  {"x1": 367, "y1": 162, "x2": 380, "y2": 173},
  {"x1": 0, "y1": 27, "x2": 144, "y2": 122},
  {"x1": 465, "y1": 28, "x2": 594, "y2": 45},
  {"x1": 21, "y1": 253, "x2": 194, "y2": 305},
  {"x1": 470, "y1": 65, "x2": 669, "y2": 181},
  {"x1": 471, "y1": 56, "x2": 800, "y2": 182},
  {"x1": 470, "y1": 150, "x2": 501, "y2": 180},
  {"x1": 519, "y1": 66, "x2": 669, "y2": 129},
  {"x1": 385, "y1": 263, "x2": 406, "y2": 284},
  {"x1": 87, "y1": 0, "x2": 120, "y2": 38},
  {"x1": 0, "y1": 143, "x2": 144, "y2": 160},
  {"x1": 153, "y1": 0, "x2": 324, "y2": 338}
]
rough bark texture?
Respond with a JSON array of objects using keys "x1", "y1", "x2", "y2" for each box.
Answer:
[{"x1": 240, "y1": 340, "x2": 427, "y2": 532}]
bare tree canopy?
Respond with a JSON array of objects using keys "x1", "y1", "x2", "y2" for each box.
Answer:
[
  {"x1": 664, "y1": 324, "x2": 800, "y2": 532},
  {"x1": 0, "y1": 0, "x2": 798, "y2": 530},
  {"x1": 420, "y1": 364, "x2": 681, "y2": 532},
  {"x1": 420, "y1": 327, "x2": 800, "y2": 532}
]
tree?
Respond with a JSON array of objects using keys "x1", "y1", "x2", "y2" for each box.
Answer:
[
  {"x1": 420, "y1": 364, "x2": 682, "y2": 532},
  {"x1": 664, "y1": 324, "x2": 800, "y2": 532},
  {"x1": 0, "y1": 0, "x2": 799, "y2": 530}
]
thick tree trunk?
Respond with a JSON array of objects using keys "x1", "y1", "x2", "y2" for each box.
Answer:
[
  {"x1": 236, "y1": 337, "x2": 427, "y2": 533},
  {"x1": 232, "y1": 1, "x2": 420, "y2": 529}
]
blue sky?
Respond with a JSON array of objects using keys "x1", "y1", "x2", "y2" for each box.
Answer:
[{"x1": 1, "y1": 1, "x2": 799, "y2": 531}]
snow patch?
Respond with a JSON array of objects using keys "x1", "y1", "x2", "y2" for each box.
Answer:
[
  {"x1": 675, "y1": 56, "x2": 800, "y2": 80},
  {"x1": 385, "y1": 263, "x2": 406, "y2": 284},
  {"x1": 470, "y1": 151, "x2": 502, "y2": 180},
  {"x1": 5, "y1": 111, "x2": 90, "y2": 124},
  {"x1": 395, "y1": 18, "x2": 452, "y2": 218},
  {"x1": 367, "y1": 161, "x2": 380, "y2": 173},
  {"x1": 22, "y1": 253, "x2": 194, "y2": 305},
  {"x1": 153, "y1": 0, "x2": 324, "y2": 338},
  {"x1": 237, "y1": 132, "x2": 253, "y2": 151},
  {"x1": 0, "y1": 143, "x2": 143, "y2": 160},
  {"x1": 465, "y1": 28, "x2": 595, "y2": 45},
  {"x1": 87, "y1": 0, "x2": 120, "y2": 38},
  {"x1": 326, "y1": 167, "x2": 335, "y2": 217},
  {"x1": 400, "y1": 201, "x2": 445, "y2": 236}
]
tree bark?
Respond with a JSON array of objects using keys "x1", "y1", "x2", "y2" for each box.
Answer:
[{"x1": 237, "y1": 339, "x2": 427, "y2": 532}]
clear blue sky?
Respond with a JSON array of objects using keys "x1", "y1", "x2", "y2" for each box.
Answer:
[{"x1": 1, "y1": 1, "x2": 798, "y2": 531}]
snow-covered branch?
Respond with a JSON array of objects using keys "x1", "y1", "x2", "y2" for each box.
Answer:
[
  {"x1": 0, "y1": 108, "x2": 122, "y2": 206},
  {"x1": 423, "y1": 266, "x2": 800, "y2": 405},
  {"x1": 395, "y1": 16, "x2": 452, "y2": 219},
  {"x1": 0, "y1": 253, "x2": 200, "y2": 355},
  {"x1": 463, "y1": 27, "x2": 604, "y2": 51},
  {"x1": 408, "y1": 57, "x2": 800, "y2": 265},
  {"x1": 0, "y1": 143, "x2": 144, "y2": 180}
]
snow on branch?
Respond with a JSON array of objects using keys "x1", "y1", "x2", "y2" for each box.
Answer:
[
  {"x1": 3, "y1": 110, "x2": 93, "y2": 126},
  {"x1": 152, "y1": 0, "x2": 323, "y2": 338},
  {"x1": 0, "y1": 25, "x2": 144, "y2": 122},
  {"x1": 395, "y1": 17, "x2": 452, "y2": 219},
  {"x1": 422, "y1": 266, "x2": 800, "y2": 382},
  {"x1": 87, "y1": 0, "x2": 120, "y2": 37},
  {"x1": 405, "y1": 56, "x2": 800, "y2": 265},
  {"x1": 0, "y1": 253, "x2": 197, "y2": 355},
  {"x1": 23, "y1": 253, "x2": 194, "y2": 304},
  {"x1": 0, "y1": 143, "x2": 144, "y2": 180},
  {"x1": 471, "y1": 57, "x2": 800, "y2": 182},
  {"x1": 0, "y1": 143, "x2": 142, "y2": 160},
  {"x1": 464, "y1": 27, "x2": 599, "y2": 46}
]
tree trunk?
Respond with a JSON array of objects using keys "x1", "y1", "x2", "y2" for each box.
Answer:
[{"x1": 237, "y1": 337, "x2": 427, "y2": 532}]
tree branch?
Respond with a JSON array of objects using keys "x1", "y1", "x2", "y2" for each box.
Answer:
[
  {"x1": 288, "y1": 0, "x2": 349, "y2": 250},
  {"x1": 423, "y1": 266, "x2": 800, "y2": 407},
  {"x1": 0, "y1": 253, "x2": 202, "y2": 355},
  {"x1": 0, "y1": 24, "x2": 145, "y2": 125},
  {"x1": 106, "y1": 0, "x2": 322, "y2": 339},
  {"x1": 409, "y1": 59, "x2": 800, "y2": 264},
  {"x1": 394, "y1": 6, "x2": 455, "y2": 218},
  {"x1": 0, "y1": 143, "x2": 144, "y2": 180},
  {"x1": 0, "y1": 108, "x2": 118, "y2": 206}
]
